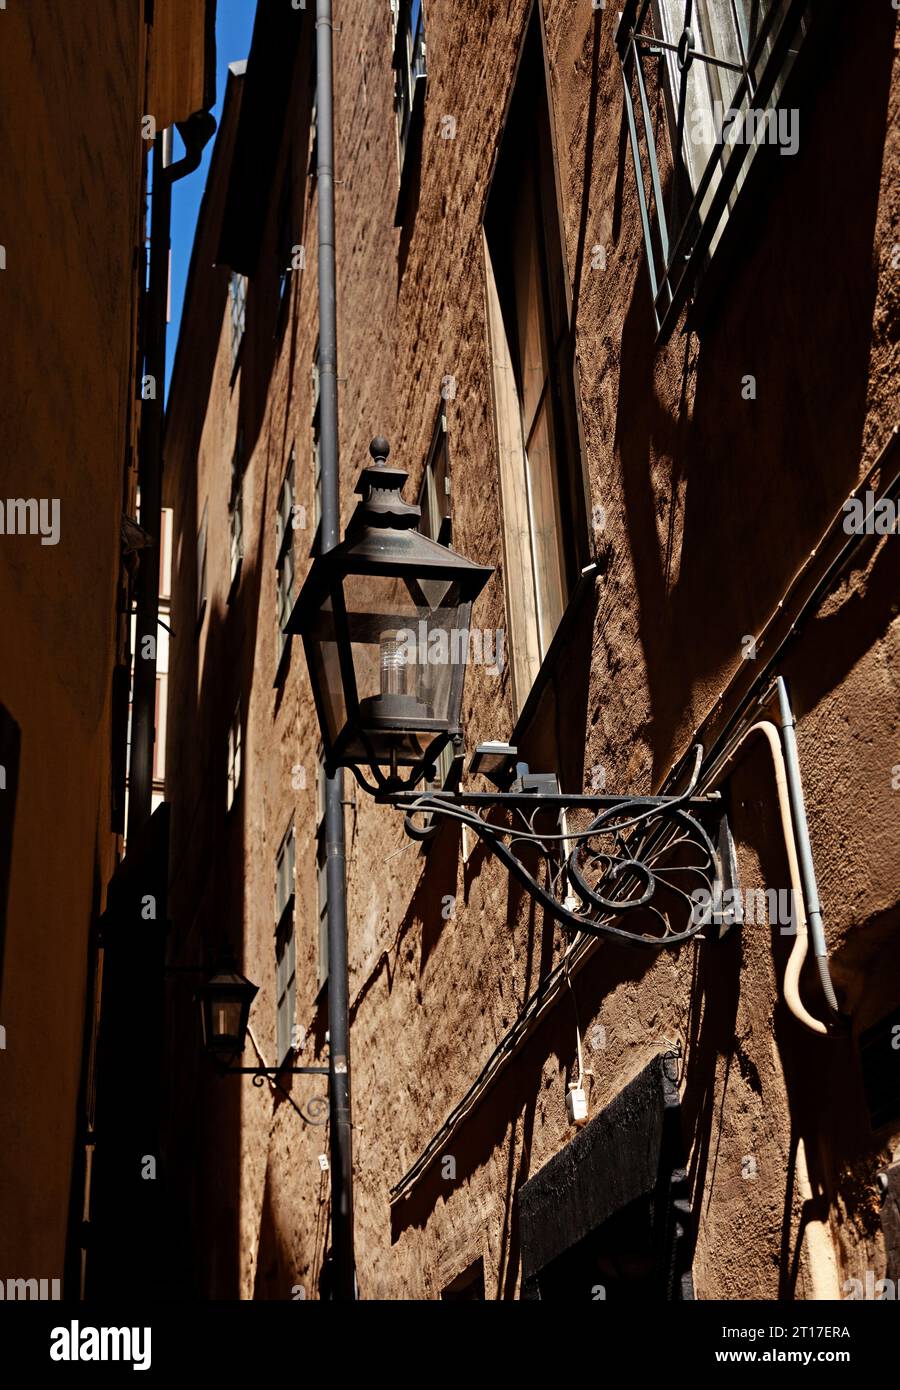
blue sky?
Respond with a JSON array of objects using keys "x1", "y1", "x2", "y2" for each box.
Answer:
[{"x1": 165, "y1": 0, "x2": 259, "y2": 393}]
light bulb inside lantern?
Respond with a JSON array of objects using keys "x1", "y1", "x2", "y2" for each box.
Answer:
[{"x1": 380, "y1": 630, "x2": 406, "y2": 697}]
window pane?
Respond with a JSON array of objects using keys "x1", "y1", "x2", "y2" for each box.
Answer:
[
  {"x1": 525, "y1": 393, "x2": 567, "y2": 649},
  {"x1": 512, "y1": 176, "x2": 551, "y2": 443}
]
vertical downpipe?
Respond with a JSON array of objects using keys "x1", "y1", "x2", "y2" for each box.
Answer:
[{"x1": 316, "y1": 0, "x2": 356, "y2": 1299}]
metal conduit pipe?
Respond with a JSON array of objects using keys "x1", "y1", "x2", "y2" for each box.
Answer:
[
  {"x1": 715, "y1": 721, "x2": 828, "y2": 1036},
  {"x1": 772, "y1": 677, "x2": 843, "y2": 1022},
  {"x1": 316, "y1": 0, "x2": 356, "y2": 1299}
]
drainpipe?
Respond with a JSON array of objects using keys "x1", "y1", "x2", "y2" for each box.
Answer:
[
  {"x1": 774, "y1": 677, "x2": 843, "y2": 1023},
  {"x1": 316, "y1": 0, "x2": 356, "y2": 1299},
  {"x1": 128, "y1": 114, "x2": 215, "y2": 845}
]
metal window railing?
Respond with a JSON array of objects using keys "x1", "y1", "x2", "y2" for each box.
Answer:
[{"x1": 616, "y1": 0, "x2": 810, "y2": 340}]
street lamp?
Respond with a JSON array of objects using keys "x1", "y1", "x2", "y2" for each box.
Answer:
[
  {"x1": 287, "y1": 437, "x2": 493, "y2": 790},
  {"x1": 197, "y1": 950, "x2": 258, "y2": 1060},
  {"x1": 288, "y1": 436, "x2": 727, "y2": 950},
  {"x1": 196, "y1": 952, "x2": 329, "y2": 1109}
]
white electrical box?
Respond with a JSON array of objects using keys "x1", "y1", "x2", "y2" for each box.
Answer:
[{"x1": 566, "y1": 1085, "x2": 588, "y2": 1127}]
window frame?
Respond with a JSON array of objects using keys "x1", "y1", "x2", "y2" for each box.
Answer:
[
  {"x1": 229, "y1": 432, "x2": 244, "y2": 595},
  {"x1": 275, "y1": 820, "x2": 297, "y2": 1064},
  {"x1": 416, "y1": 403, "x2": 459, "y2": 797},
  {"x1": 315, "y1": 754, "x2": 329, "y2": 996},
  {"x1": 226, "y1": 699, "x2": 242, "y2": 813},
  {"x1": 276, "y1": 451, "x2": 296, "y2": 668},
  {"x1": 392, "y1": 0, "x2": 428, "y2": 179},
  {"x1": 229, "y1": 271, "x2": 247, "y2": 373},
  {"x1": 481, "y1": 6, "x2": 590, "y2": 715},
  {"x1": 196, "y1": 499, "x2": 208, "y2": 630},
  {"x1": 311, "y1": 342, "x2": 323, "y2": 550},
  {"x1": 276, "y1": 160, "x2": 295, "y2": 333}
]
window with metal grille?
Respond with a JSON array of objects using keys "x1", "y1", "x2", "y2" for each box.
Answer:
[
  {"x1": 275, "y1": 821, "x2": 297, "y2": 1063},
  {"x1": 276, "y1": 451, "x2": 296, "y2": 667},
  {"x1": 617, "y1": 0, "x2": 810, "y2": 340},
  {"x1": 392, "y1": 0, "x2": 427, "y2": 178},
  {"x1": 230, "y1": 271, "x2": 247, "y2": 369},
  {"x1": 316, "y1": 754, "x2": 329, "y2": 995}
]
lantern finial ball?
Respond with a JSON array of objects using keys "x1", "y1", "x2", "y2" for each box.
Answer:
[{"x1": 369, "y1": 436, "x2": 390, "y2": 466}]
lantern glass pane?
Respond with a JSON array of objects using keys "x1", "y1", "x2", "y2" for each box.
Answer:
[
  {"x1": 308, "y1": 593, "x2": 347, "y2": 740},
  {"x1": 212, "y1": 997, "x2": 243, "y2": 1047},
  {"x1": 339, "y1": 570, "x2": 469, "y2": 763}
]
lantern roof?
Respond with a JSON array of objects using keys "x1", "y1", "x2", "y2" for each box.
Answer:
[{"x1": 286, "y1": 438, "x2": 493, "y2": 635}]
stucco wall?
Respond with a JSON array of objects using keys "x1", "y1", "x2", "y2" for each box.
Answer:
[{"x1": 0, "y1": 2, "x2": 147, "y2": 1284}]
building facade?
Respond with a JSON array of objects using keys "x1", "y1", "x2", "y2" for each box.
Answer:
[
  {"x1": 0, "y1": 0, "x2": 215, "y2": 1298},
  {"x1": 162, "y1": 0, "x2": 900, "y2": 1300}
]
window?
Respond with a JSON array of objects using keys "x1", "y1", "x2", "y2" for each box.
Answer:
[
  {"x1": 196, "y1": 500, "x2": 208, "y2": 627},
  {"x1": 417, "y1": 407, "x2": 455, "y2": 790},
  {"x1": 229, "y1": 433, "x2": 244, "y2": 590},
  {"x1": 392, "y1": 0, "x2": 427, "y2": 177},
  {"x1": 419, "y1": 406, "x2": 451, "y2": 547},
  {"x1": 309, "y1": 89, "x2": 319, "y2": 178},
  {"x1": 159, "y1": 507, "x2": 173, "y2": 602},
  {"x1": 230, "y1": 271, "x2": 247, "y2": 369},
  {"x1": 226, "y1": 700, "x2": 242, "y2": 812},
  {"x1": 276, "y1": 452, "x2": 296, "y2": 666},
  {"x1": 276, "y1": 164, "x2": 294, "y2": 326},
  {"x1": 483, "y1": 14, "x2": 588, "y2": 713},
  {"x1": 312, "y1": 343, "x2": 322, "y2": 542},
  {"x1": 275, "y1": 822, "x2": 296, "y2": 1064},
  {"x1": 617, "y1": 0, "x2": 810, "y2": 339},
  {"x1": 316, "y1": 756, "x2": 329, "y2": 994}
]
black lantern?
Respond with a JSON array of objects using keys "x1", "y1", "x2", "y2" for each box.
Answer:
[
  {"x1": 198, "y1": 951, "x2": 259, "y2": 1059},
  {"x1": 287, "y1": 438, "x2": 493, "y2": 782}
]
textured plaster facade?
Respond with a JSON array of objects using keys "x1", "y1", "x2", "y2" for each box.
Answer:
[
  {"x1": 163, "y1": 0, "x2": 900, "y2": 1299},
  {"x1": 0, "y1": 1, "x2": 213, "y2": 1295}
]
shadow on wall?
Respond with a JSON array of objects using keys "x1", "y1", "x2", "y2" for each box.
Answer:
[
  {"x1": 160, "y1": 458, "x2": 266, "y2": 1298},
  {"x1": 614, "y1": 8, "x2": 897, "y2": 785}
]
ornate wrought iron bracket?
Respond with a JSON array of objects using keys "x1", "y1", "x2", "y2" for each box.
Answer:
[
  {"x1": 213, "y1": 1061, "x2": 330, "y2": 1125},
  {"x1": 385, "y1": 748, "x2": 737, "y2": 950}
]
